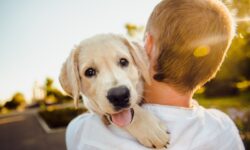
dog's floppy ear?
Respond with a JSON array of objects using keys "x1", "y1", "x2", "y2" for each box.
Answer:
[
  {"x1": 118, "y1": 36, "x2": 151, "y2": 85},
  {"x1": 59, "y1": 46, "x2": 81, "y2": 107}
]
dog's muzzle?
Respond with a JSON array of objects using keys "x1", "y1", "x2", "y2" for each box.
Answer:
[
  {"x1": 107, "y1": 85, "x2": 130, "y2": 110},
  {"x1": 107, "y1": 108, "x2": 134, "y2": 127},
  {"x1": 106, "y1": 86, "x2": 134, "y2": 127}
]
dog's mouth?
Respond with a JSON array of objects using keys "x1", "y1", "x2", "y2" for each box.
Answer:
[{"x1": 108, "y1": 108, "x2": 134, "y2": 127}]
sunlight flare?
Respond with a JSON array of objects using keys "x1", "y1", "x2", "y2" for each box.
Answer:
[
  {"x1": 193, "y1": 45, "x2": 210, "y2": 57},
  {"x1": 236, "y1": 16, "x2": 250, "y2": 23}
]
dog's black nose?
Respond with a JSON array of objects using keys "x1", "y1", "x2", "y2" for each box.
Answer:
[{"x1": 107, "y1": 86, "x2": 130, "y2": 110}]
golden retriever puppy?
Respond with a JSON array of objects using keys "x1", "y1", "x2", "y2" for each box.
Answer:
[{"x1": 59, "y1": 34, "x2": 169, "y2": 148}]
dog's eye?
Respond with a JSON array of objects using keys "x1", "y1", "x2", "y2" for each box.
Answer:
[
  {"x1": 85, "y1": 68, "x2": 96, "y2": 77},
  {"x1": 119, "y1": 58, "x2": 129, "y2": 67}
]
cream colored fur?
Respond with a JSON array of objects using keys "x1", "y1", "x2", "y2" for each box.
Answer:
[{"x1": 59, "y1": 34, "x2": 169, "y2": 148}]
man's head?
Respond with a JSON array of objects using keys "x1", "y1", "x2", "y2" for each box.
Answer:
[{"x1": 144, "y1": 0, "x2": 235, "y2": 93}]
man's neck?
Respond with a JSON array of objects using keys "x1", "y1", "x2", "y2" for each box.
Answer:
[{"x1": 144, "y1": 80, "x2": 193, "y2": 108}]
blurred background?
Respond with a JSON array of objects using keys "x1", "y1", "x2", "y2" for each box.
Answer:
[{"x1": 0, "y1": 0, "x2": 249, "y2": 149}]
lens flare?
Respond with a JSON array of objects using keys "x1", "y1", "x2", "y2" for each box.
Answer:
[
  {"x1": 236, "y1": 17, "x2": 250, "y2": 23},
  {"x1": 193, "y1": 45, "x2": 210, "y2": 57}
]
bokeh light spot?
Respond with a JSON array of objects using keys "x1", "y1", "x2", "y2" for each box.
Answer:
[{"x1": 193, "y1": 45, "x2": 210, "y2": 57}]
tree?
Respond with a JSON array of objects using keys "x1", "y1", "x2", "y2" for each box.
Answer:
[
  {"x1": 215, "y1": 0, "x2": 250, "y2": 81},
  {"x1": 4, "y1": 92, "x2": 26, "y2": 110},
  {"x1": 203, "y1": 0, "x2": 250, "y2": 96},
  {"x1": 125, "y1": 23, "x2": 144, "y2": 38},
  {"x1": 44, "y1": 77, "x2": 72, "y2": 104},
  {"x1": 0, "y1": 104, "x2": 2, "y2": 111}
]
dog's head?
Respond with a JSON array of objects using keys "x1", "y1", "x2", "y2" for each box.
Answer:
[{"x1": 59, "y1": 34, "x2": 150, "y2": 126}]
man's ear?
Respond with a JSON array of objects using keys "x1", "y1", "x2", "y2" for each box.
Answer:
[
  {"x1": 117, "y1": 35, "x2": 151, "y2": 85},
  {"x1": 144, "y1": 32, "x2": 154, "y2": 58},
  {"x1": 59, "y1": 46, "x2": 81, "y2": 107}
]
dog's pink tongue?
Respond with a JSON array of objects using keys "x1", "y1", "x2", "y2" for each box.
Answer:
[{"x1": 111, "y1": 109, "x2": 132, "y2": 127}]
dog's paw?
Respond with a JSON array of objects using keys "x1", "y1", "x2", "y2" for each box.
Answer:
[
  {"x1": 135, "y1": 121, "x2": 170, "y2": 149},
  {"x1": 125, "y1": 107, "x2": 170, "y2": 149}
]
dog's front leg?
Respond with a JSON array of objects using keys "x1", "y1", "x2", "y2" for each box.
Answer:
[{"x1": 125, "y1": 104, "x2": 170, "y2": 149}]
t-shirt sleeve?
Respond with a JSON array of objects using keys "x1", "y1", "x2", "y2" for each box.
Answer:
[
  {"x1": 195, "y1": 109, "x2": 245, "y2": 150},
  {"x1": 66, "y1": 113, "x2": 101, "y2": 150},
  {"x1": 66, "y1": 114, "x2": 83, "y2": 150},
  {"x1": 214, "y1": 112, "x2": 245, "y2": 150}
]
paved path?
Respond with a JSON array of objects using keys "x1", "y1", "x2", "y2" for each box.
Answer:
[{"x1": 0, "y1": 112, "x2": 66, "y2": 150}]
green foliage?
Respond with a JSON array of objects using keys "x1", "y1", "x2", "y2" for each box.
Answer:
[
  {"x1": 203, "y1": 0, "x2": 250, "y2": 96},
  {"x1": 125, "y1": 23, "x2": 144, "y2": 37},
  {"x1": 39, "y1": 107, "x2": 87, "y2": 128},
  {"x1": 44, "y1": 77, "x2": 72, "y2": 104},
  {"x1": 4, "y1": 92, "x2": 26, "y2": 110},
  {"x1": 45, "y1": 77, "x2": 53, "y2": 88},
  {"x1": 239, "y1": 57, "x2": 250, "y2": 80},
  {"x1": 215, "y1": 0, "x2": 250, "y2": 82},
  {"x1": 240, "y1": 111, "x2": 250, "y2": 149},
  {"x1": 204, "y1": 79, "x2": 239, "y2": 97},
  {"x1": 228, "y1": 108, "x2": 250, "y2": 149},
  {"x1": 196, "y1": 92, "x2": 250, "y2": 110}
]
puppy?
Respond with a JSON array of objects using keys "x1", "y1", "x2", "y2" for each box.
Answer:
[{"x1": 59, "y1": 34, "x2": 169, "y2": 148}]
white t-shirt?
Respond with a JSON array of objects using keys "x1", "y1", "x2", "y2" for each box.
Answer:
[{"x1": 66, "y1": 101, "x2": 245, "y2": 150}]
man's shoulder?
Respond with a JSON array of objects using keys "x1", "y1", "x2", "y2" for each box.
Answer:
[
  {"x1": 194, "y1": 107, "x2": 244, "y2": 149},
  {"x1": 66, "y1": 112, "x2": 104, "y2": 137},
  {"x1": 204, "y1": 108, "x2": 231, "y2": 122},
  {"x1": 66, "y1": 113, "x2": 102, "y2": 149},
  {"x1": 202, "y1": 108, "x2": 235, "y2": 129},
  {"x1": 68, "y1": 113, "x2": 100, "y2": 128}
]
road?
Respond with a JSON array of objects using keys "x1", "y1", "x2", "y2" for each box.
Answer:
[{"x1": 0, "y1": 111, "x2": 66, "y2": 150}]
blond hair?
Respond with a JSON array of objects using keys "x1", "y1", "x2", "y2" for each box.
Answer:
[{"x1": 146, "y1": 0, "x2": 235, "y2": 93}]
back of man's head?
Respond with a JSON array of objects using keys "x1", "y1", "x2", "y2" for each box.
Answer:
[{"x1": 146, "y1": 0, "x2": 235, "y2": 93}]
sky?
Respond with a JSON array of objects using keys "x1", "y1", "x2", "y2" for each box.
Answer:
[{"x1": 0, "y1": 0, "x2": 160, "y2": 104}]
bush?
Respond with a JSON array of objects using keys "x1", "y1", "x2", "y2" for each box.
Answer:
[
  {"x1": 3, "y1": 92, "x2": 26, "y2": 110},
  {"x1": 44, "y1": 77, "x2": 73, "y2": 104},
  {"x1": 39, "y1": 107, "x2": 87, "y2": 129},
  {"x1": 240, "y1": 111, "x2": 250, "y2": 149},
  {"x1": 237, "y1": 118, "x2": 250, "y2": 149},
  {"x1": 239, "y1": 57, "x2": 250, "y2": 80},
  {"x1": 4, "y1": 101, "x2": 20, "y2": 110},
  {"x1": 227, "y1": 108, "x2": 250, "y2": 149},
  {"x1": 204, "y1": 80, "x2": 239, "y2": 97}
]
